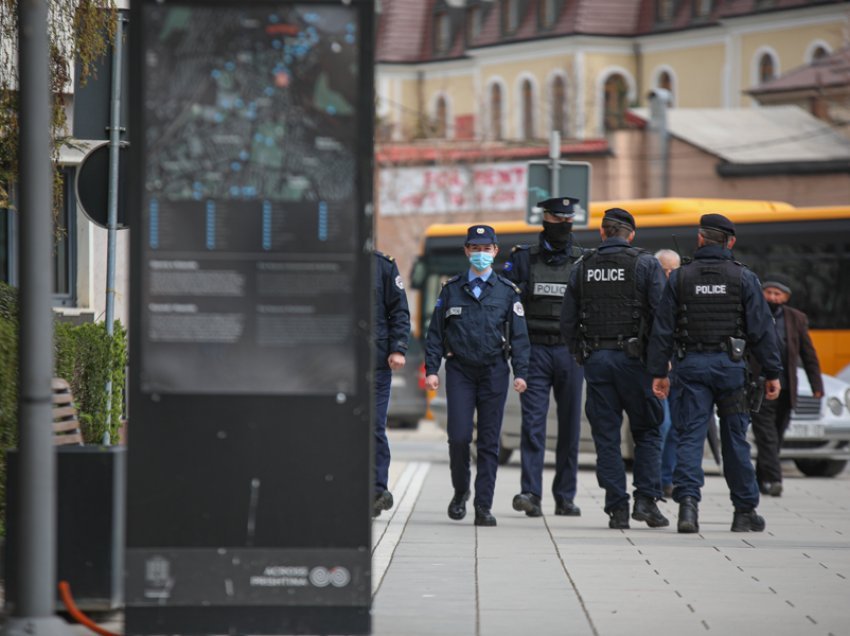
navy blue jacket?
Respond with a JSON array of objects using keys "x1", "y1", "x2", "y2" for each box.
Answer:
[
  {"x1": 560, "y1": 237, "x2": 666, "y2": 356},
  {"x1": 425, "y1": 271, "x2": 530, "y2": 379},
  {"x1": 374, "y1": 251, "x2": 410, "y2": 371},
  {"x1": 502, "y1": 233, "x2": 585, "y2": 301},
  {"x1": 646, "y1": 244, "x2": 783, "y2": 380}
]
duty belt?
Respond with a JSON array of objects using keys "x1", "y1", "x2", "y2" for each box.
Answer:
[
  {"x1": 587, "y1": 337, "x2": 628, "y2": 351},
  {"x1": 677, "y1": 341, "x2": 728, "y2": 353},
  {"x1": 529, "y1": 333, "x2": 564, "y2": 346}
]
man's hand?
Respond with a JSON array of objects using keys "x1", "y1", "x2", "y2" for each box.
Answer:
[
  {"x1": 513, "y1": 378, "x2": 527, "y2": 393},
  {"x1": 425, "y1": 374, "x2": 440, "y2": 391},
  {"x1": 652, "y1": 377, "x2": 670, "y2": 399},
  {"x1": 764, "y1": 378, "x2": 781, "y2": 400},
  {"x1": 388, "y1": 352, "x2": 406, "y2": 371}
]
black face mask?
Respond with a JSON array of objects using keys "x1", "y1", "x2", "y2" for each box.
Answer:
[
  {"x1": 543, "y1": 221, "x2": 572, "y2": 249},
  {"x1": 767, "y1": 301, "x2": 782, "y2": 313}
]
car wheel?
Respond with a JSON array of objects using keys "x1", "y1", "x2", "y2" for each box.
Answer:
[
  {"x1": 793, "y1": 458, "x2": 848, "y2": 477},
  {"x1": 498, "y1": 446, "x2": 513, "y2": 465}
]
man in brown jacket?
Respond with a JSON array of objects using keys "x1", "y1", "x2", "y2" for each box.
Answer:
[{"x1": 752, "y1": 273, "x2": 824, "y2": 497}]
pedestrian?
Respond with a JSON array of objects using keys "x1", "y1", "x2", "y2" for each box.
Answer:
[
  {"x1": 373, "y1": 250, "x2": 411, "y2": 518},
  {"x1": 424, "y1": 225, "x2": 530, "y2": 527},
  {"x1": 560, "y1": 208, "x2": 669, "y2": 530},
  {"x1": 654, "y1": 248, "x2": 681, "y2": 498},
  {"x1": 503, "y1": 197, "x2": 585, "y2": 518},
  {"x1": 750, "y1": 272, "x2": 823, "y2": 497},
  {"x1": 647, "y1": 214, "x2": 782, "y2": 533}
]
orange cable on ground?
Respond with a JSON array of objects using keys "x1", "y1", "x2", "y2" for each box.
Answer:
[{"x1": 58, "y1": 580, "x2": 122, "y2": 636}]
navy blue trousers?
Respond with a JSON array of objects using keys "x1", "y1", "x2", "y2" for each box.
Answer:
[
  {"x1": 374, "y1": 368, "x2": 392, "y2": 491},
  {"x1": 519, "y1": 344, "x2": 583, "y2": 502},
  {"x1": 445, "y1": 358, "x2": 510, "y2": 510},
  {"x1": 583, "y1": 349, "x2": 663, "y2": 512},
  {"x1": 671, "y1": 353, "x2": 760, "y2": 510}
]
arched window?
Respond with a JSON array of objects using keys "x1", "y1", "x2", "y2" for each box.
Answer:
[
  {"x1": 604, "y1": 73, "x2": 628, "y2": 131},
  {"x1": 759, "y1": 53, "x2": 776, "y2": 83},
  {"x1": 490, "y1": 84, "x2": 503, "y2": 140},
  {"x1": 658, "y1": 71, "x2": 674, "y2": 106},
  {"x1": 551, "y1": 75, "x2": 566, "y2": 135},
  {"x1": 435, "y1": 96, "x2": 448, "y2": 138},
  {"x1": 812, "y1": 46, "x2": 829, "y2": 61},
  {"x1": 521, "y1": 79, "x2": 534, "y2": 140}
]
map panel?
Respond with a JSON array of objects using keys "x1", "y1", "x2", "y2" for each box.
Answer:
[{"x1": 140, "y1": 4, "x2": 362, "y2": 395}]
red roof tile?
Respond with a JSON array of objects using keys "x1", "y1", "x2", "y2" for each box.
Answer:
[
  {"x1": 376, "y1": 139, "x2": 610, "y2": 165},
  {"x1": 748, "y1": 46, "x2": 850, "y2": 95}
]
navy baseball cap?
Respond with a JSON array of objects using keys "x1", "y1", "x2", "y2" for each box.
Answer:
[
  {"x1": 602, "y1": 207, "x2": 636, "y2": 231},
  {"x1": 538, "y1": 196, "x2": 580, "y2": 218},
  {"x1": 700, "y1": 213, "x2": 736, "y2": 236},
  {"x1": 465, "y1": 224, "x2": 498, "y2": 245}
]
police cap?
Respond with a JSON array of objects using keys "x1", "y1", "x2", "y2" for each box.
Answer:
[
  {"x1": 465, "y1": 224, "x2": 498, "y2": 245},
  {"x1": 700, "y1": 213, "x2": 736, "y2": 236},
  {"x1": 762, "y1": 272, "x2": 792, "y2": 295},
  {"x1": 538, "y1": 196, "x2": 580, "y2": 218},
  {"x1": 602, "y1": 207, "x2": 636, "y2": 231}
]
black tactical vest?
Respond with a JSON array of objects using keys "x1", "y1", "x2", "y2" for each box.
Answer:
[
  {"x1": 578, "y1": 247, "x2": 644, "y2": 348},
  {"x1": 525, "y1": 246, "x2": 581, "y2": 344},
  {"x1": 675, "y1": 259, "x2": 745, "y2": 350}
]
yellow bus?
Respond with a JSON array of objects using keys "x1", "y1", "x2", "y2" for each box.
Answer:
[{"x1": 411, "y1": 198, "x2": 850, "y2": 376}]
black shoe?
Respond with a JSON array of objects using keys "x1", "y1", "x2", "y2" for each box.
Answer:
[
  {"x1": 731, "y1": 509, "x2": 766, "y2": 532},
  {"x1": 632, "y1": 495, "x2": 670, "y2": 528},
  {"x1": 554, "y1": 499, "x2": 581, "y2": 516},
  {"x1": 512, "y1": 492, "x2": 542, "y2": 517},
  {"x1": 677, "y1": 497, "x2": 699, "y2": 534},
  {"x1": 447, "y1": 491, "x2": 470, "y2": 521},
  {"x1": 474, "y1": 506, "x2": 497, "y2": 527},
  {"x1": 608, "y1": 503, "x2": 630, "y2": 529},
  {"x1": 372, "y1": 490, "x2": 394, "y2": 518},
  {"x1": 759, "y1": 481, "x2": 783, "y2": 497}
]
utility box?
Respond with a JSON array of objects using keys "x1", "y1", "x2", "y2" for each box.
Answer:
[
  {"x1": 126, "y1": 2, "x2": 375, "y2": 634},
  {"x1": 4, "y1": 445, "x2": 126, "y2": 612}
]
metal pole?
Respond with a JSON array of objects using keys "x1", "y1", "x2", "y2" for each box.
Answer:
[
  {"x1": 648, "y1": 89, "x2": 671, "y2": 198},
  {"x1": 549, "y1": 130, "x2": 560, "y2": 198},
  {"x1": 3, "y1": 0, "x2": 76, "y2": 633},
  {"x1": 102, "y1": 13, "x2": 126, "y2": 446}
]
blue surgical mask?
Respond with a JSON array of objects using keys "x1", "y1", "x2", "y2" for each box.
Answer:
[{"x1": 469, "y1": 251, "x2": 494, "y2": 271}]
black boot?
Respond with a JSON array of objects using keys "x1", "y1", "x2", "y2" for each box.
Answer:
[
  {"x1": 372, "y1": 490, "x2": 394, "y2": 518},
  {"x1": 608, "y1": 503, "x2": 630, "y2": 529},
  {"x1": 632, "y1": 495, "x2": 670, "y2": 528},
  {"x1": 512, "y1": 492, "x2": 542, "y2": 517},
  {"x1": 555, "y1": 498, "x2": 581, "y2": 516},
  {"x1": 731, "y1": 509, "x2": 766, "y2": 532},
  {"x1": 474, "y1": 505, "x2": 497, "y2": 527},
  {"x1": 677, "y1": 497, "x2": 699, "y2": 534},
  {"x1": 447, "y1": 490, "x2": 470, "y2": 521}
]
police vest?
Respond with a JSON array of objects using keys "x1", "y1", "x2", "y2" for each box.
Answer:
[
  {"x1": 578, "y1": 247, "x2": 644, "y2": 348},
  {"x1": 525, "y1": 245, "x2": 581, "y2": 344},
  {"x1": 675, "y1": 259, "x2": 745, "y2": 350}
]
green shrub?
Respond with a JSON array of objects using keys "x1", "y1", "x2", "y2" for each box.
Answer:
[{"x1": 0, "y1": 281, "x2": 127, "y2": 533}]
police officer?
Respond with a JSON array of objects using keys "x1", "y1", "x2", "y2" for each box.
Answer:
[
  {"x1": 560, "y1": 208, "x2": 668, "y2": 530},
  {"x1": 373, "y1": 250, "x2": 411, "y2": 518},
  {"x1": 647, "y1": 214, "x2": 782, "y2": 533},
  {"x1": 503, "y1": 197, "x2": 585, "y2": 518},
  {"x1": 425, "y1": 225, "x2": 530, "y2": 527}
]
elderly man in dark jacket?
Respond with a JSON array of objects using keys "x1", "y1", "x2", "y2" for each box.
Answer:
[{"x1": 751, "y1": 273, "x2": 824, "y2": 497}]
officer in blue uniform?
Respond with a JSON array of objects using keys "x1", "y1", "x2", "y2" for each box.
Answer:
[
  {"x1": 560, "y1": 208, "x2": 669, "y2": 530},
  {"x1": 425, "y1": 225, "x2": 530, "y2": 527},
  {"x1": 503, "y1": 197, "x2": 585, "y2": 518},
  {"x1": 373, "y1": 251, "x2": 411, "y2": 518},
  {"x1": 647, "y1": 214, "x2": 782, "y2": 533}
]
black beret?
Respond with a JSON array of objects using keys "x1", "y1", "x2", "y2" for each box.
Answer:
[
  {"x1": 602, "y1": 207, "x2": 635, "y2": 231},
  {"x1": 700, "y1": 213, "x2": 736, "y2": 236},
  {"x1": 762, "y1": 272, "x2": 792, "y2": 295},
  {"x1": 465, "y1": 224, "x2": 498, "y2": 245},
  {"x1": 538, "y1": 196, "x2": 580, "y2": 218}
]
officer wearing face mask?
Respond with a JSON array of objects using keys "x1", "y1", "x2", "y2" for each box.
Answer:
[
  {"x1": 425, "y1": 225, "x2": 530, "y2": 527},
  {"x1": 503, "y1": 197, "x2": 585, "y2": 518}
]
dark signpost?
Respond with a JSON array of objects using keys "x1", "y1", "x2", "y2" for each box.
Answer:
[{"x1": 126, "y1": 2, "x2": 374, "y2": 634}]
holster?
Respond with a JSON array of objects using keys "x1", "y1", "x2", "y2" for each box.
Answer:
[
  {"x1": 624, "y1": 337, "x2": 642, "y2": 359},
  {"x1": 727, "y1": 336, "x2": 746, "y2": 362},
  {"x1": 748, "y1": 376, "x2": 766, "y2": 414}
]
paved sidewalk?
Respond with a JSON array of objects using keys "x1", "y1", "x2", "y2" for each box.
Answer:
[{"x1": 372, "y1": 424, "x2": 850, "y2": 636}]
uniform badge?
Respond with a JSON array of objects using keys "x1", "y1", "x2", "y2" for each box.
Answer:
[
  {"x1": 503, "y1": 261, "x2": 513, "y2": 272},
  {"x1": 394, "y1": 275, "x2": 404, "y2": 290},
  {"x1": 513, "y1": 302, "x2": 525, "y2": 317},
  {"x1": 435, "y1": 298, "x2": 443, "y2": 309},
  {"x1": 446, "y1": 307, "x2": 462, "y2": 317}
]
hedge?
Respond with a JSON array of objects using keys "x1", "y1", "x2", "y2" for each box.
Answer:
[{"x1": 0, "y1": 281, "x2": 127, "y2": 534}]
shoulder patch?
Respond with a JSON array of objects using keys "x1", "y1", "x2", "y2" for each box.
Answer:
[
  {"x1": 513, "y1": 301, "x2": 525, "y2": 317},
  {"x1": 503, "y1": 261, "x2": 514, "y2": 272},
  {"x1": 394, "y1": 274, "x2": 404, "y2": 290}
]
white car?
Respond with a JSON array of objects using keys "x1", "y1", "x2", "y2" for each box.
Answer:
[{"x1": 429, "y1": 367, "x2": 850, "y2": 477}]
